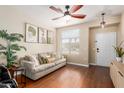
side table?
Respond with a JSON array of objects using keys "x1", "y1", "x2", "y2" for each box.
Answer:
[{"x1": 11, "y1": 66, "x2": 26, "y2": 88}]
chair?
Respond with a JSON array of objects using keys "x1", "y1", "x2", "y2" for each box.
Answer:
[{"x1": 0, "y1": 65, "x2": 18, "y2": 88}]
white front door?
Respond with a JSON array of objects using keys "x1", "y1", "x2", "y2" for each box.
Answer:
[{"x1": 95, "y1": 32, "x2": 116, "y2": 66}]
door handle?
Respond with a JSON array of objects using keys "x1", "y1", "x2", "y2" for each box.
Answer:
[{"x1": 97, "y1": 48, "x2": 100, "y2": 53}]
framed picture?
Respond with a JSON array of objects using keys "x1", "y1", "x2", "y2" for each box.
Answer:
[
  {"x1": 38, "y1": 28, "x2": 48, "y2": 44},
  {"x1": 25, "y1": 23, "x2": 38, "y2": 43},
  {"x1": 47, "y1": 31, "x2": 54, "y2": 44}
]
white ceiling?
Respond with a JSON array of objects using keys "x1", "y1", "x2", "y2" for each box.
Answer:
[{"x1": 13, "y1": 5, "x2": 124, "y2": 28}]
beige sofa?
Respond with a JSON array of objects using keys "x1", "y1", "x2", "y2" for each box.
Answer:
[{"x1": 20, "y1": 54, "x2": 66, "y2": 80}]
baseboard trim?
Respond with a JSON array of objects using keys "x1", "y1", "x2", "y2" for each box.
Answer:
[
  {"x1": 89, "y1": 63, "x2": 97, "y2": 66},
  {"x1": 89, "y1": 63, "x2": 109, "y2": 67},
  {"x1": 67, "y1": 62, "x2": 89, "y2": 67}
]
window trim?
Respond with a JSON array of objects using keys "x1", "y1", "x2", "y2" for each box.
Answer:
[{"x1": 61, "y1": 29, "x2": 80, "y2": 55}]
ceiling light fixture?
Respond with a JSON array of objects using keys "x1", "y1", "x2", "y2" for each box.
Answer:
[
  {"x1": 65, "y1": 15, "x2": 71, "y2": 24},
  {"x1": 100, "y1": 13, "x2": 106, "y2": 28},
  {"x1": 65, "y1": 15, "x2": 71, "y2": 21}
]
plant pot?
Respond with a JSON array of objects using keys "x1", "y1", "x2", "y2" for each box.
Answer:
[{"x1": 116, "y1": 57, "x2": 122, "y2": 62}]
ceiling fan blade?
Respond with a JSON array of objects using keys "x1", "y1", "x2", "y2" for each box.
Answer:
[
  {"x1": 71, "y1": 14, "x2": 86, "y2": 19},
  {"x1": 57, "y1": 8, "x2": 64, "y2": 14},
  {"x1": 52, "y1": 16, "x2": 64, "y2": 20},
  {"x1": 70, "y1": 5, "x2": 83, "y2": 13},
  {"x1": 49, "y1": 6, "x2": 63, "y2": 14}
]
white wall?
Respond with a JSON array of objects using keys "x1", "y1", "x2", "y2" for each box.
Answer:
[
  {"x1": 115, "y1": 12, "x2": 124, "y2": 47},
  {"x1": 0, "y1": 6, "x2": 56, "y2": 64},
  {"x1": 120, "y1": 12, "x2": 124, "y2": 41},
  {"x1": 57, "y1": 16, "x2": 120, "y2": 66}
]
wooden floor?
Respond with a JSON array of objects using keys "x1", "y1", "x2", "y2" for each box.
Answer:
[{"x1": 18, "y1": 64, "x2": 114, "y2": 88}]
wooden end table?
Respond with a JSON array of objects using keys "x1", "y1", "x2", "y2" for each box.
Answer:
[{"x1": 11, "y1": 66, "x2": 26, "y2": 88}]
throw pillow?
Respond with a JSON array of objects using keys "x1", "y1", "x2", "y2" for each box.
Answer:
[
  {"x1": 23, "y1": 55, "x2": 33, "y2": 61},
  {"x1": 30, "y1": 55, "x2": 40, "y2": 66},
  {"x1": 38, "y1": 54, "x2": 49, "y2": 64},
  {"x1": 44, "y1": 57, "x2": 49, "y2": 63},
  {"x1": 37, "y1": 54, "x2": 44, "y2": 65},
  {"x1": 41, "y1": 57, "x2": 47, "y2": 64},
  {"x1": 47, "y1": 57, "x2": 56, "y2": 63}
]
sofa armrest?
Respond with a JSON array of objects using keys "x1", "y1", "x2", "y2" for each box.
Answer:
[
  {"x1": 61, "y1": 58, "x2": 66, "y2": 62},
  {"x1": 22, "y1": 61, "x2": 35, "y2": 71}
]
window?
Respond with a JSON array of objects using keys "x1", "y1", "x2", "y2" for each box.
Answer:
[{"x1": 61, "y1": 29, "x2": 80, "y2": 54}]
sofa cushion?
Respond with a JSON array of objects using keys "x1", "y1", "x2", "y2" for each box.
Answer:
[
  {"x1": 50, "y1": 53, "x2": 64, "y2": 61},
  {"x1": 55, "y1": 58, "x2": 66, "y2": 65},
  {"x1": 42, "y1": 63, "x2": 55, "y2": 69},
  {"x1": 55, "y1": 61, "x2": 63, "y2": 65},
  {"x1": 34, "y1": 63, "x2": 55, "y2": 73},
  {"x1": 34, "y1": 65, "x2": 47, "y2": 73}
]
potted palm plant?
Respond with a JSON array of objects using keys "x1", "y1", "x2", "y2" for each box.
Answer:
[
  {"x1": 114, "y1": 41, "x2": 124, "y2": 62},
  {"x1": 0, "y1": 30, "x2": 26, "y2": 68}
]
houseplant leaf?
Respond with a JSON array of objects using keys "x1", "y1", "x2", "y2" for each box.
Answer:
[{"x1": 0, "y1": 30, "x2": 26, "y2": 67}]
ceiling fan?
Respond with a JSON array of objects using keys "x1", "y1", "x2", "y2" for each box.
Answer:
[{"x1": 49, "y1": 5, "x2": 86, "y2": 20}]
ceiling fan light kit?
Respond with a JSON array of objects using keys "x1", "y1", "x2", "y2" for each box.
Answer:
[
  {"x1": 49, "y1": 5, "x2": 86, "y2": 21},
  {"x1": 64, "y1": 15, "x2": 71, "y2": 21}
]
